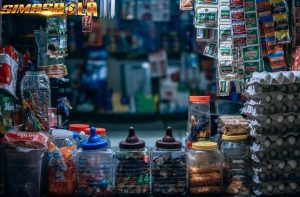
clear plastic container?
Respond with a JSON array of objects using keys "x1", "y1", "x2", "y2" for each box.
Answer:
[
  {"x1": 114, "y1": 127, "x2": 150, "y2": 196},
  {"x1": 21, "y1": 71, "x2": 51, "y2": 132},
  {"x1": 4, "y1": 149, "x2": 44, "y2": 197},
  {"x1": 151, "y1": 127, "x2": 186, "y2": 196},
  {"x1": 220, "y1": 134, "x2": 250, "y2": 195},
  {"x1": 85, "y1": 127, "x2": 111, "y2": 148},
  {"x1": 187, "y1": 141, "x2": 224, "y2": 195},
  {"x1": 77, "y1": 127, "x2": 113, "y2": 196},
  {"x1": 0, "y1": 138, "x2": 4, "y2": 195},
  {"x1": 48, "y1": 129, "x2": 77, "y2": 196},
  {"x1": 187, "y1": 96, "x2": 211, "y2": 144}
]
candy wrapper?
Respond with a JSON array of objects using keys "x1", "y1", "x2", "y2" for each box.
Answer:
[
  {"x1": 0, "y1": 54, "x2": 18, "y2": 99},
  {"x1": 2, "y1": 131, "x2": 49, "y2": 150},
  {"x1": 82, "y1": 16, "x2": 93, "y2": 33},
  {"x1": 195, "y1": 6, "x2": 218, "y2": 28},
  {"x1": 203, "y1": 42, "x2": 217, "y2": 58},
  {"x1": 180, "y1": 0, "x2": 193, "y2": 10},
  {"x1": 218, "y1": 79, "x2": 230, "y2": 96},
  {"x1": 0, "y1": 94, "x2": 14, "y2": 135}
]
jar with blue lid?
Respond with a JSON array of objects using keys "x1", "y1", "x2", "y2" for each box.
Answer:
[
  {"x1": 77, "y1": 127, "x2": 113, "y2": 196},
  {"x1": 151, "y1": 127, "x2": 186, "y2": 196},
  {"x1": 114, "y1": 127, "x2": 150, "y2": 196}
]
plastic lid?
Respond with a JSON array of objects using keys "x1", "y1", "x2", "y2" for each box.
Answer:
[
  {"x1": 156, "y1": 127, "x2": 181, "y2": 149},
  {"x1": 84, "y1": 127, "x2": 106, "y2": 136},
  {"x1": 69, "y1": 124, "x2": 89, "y2": 132},
  {"x1": 51, "y1": 129, "x2": 73, "y2": 139},
  {"x1": 192, "y1": 141, "x2": 217, "y2": 151},
  {"x1": 119, "y1": 127, "x2": 145, "y2": 149},
  {"x1": 222, "y1": 134, "x2": 248, "y2": 141},
  {"x1": 189, "y1": 96, "x2": 210, "y2": 103},
  {"x1": 82, "y1": 127, "x2": 108, "y2": 150}
]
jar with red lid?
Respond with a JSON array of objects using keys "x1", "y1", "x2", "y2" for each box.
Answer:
[
  {"x1": 114, "y1": 127, "x2": 150, "y2": 196},
  {"x1": 187, "y1": 96, "x2": 211, "y2": 144},
  {"x1": 151, "y1": 127, "x2": 186, "y2": 196}
]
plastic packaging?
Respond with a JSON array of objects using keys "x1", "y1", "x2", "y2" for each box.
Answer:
[
  {"x1": 0, "y1": 53, "x2": 18, "y2": 98},
  {"x1": 186, "y1": 96, "x2": 211, "y2": 143},
  {"x1": 221, "y1": 134, "x2": 250, "y2": 195},
  {"x1": 187, "y1": 141, "x2": 224, "y2": 194},
  {"x1": 77, "y1": 127, "x2": 113, "y2": 196},
  {"x1": 21, "y1": 71, "x2": 51, "y2": 132},
  {"x1": 114, "y1": 127, "x2": 150, "y2": 196},
  {"x1": 218, "y1": 115, "x2": 248, "y2": 135},
  {"x1": 151, "y1": 127, "x2": 186, "y2": 196},
  {"x1": 48, "y1": 129, "x2": 77, "y2": 196}
]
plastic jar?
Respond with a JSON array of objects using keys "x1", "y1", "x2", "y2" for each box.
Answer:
[
  {"x1": 48, "y1": 129, "x2": 77, "y2": 196},
  {"x1": 84, "y1": 127, "x2": 110, "y2": 148},
  {"x1": 21, "y1": 71, "x2": 51, "y2": 132},
  {"x1": 187, "y1": 141, "x2": 223, "y2": 194},
  {"x1": 77, "y1": 127, "x2": 113, "y2": 196},
  {"x1": 114, "y1": 127, "x2": 150, "y2": 196},
  {"x1": 151, "y1": 127, "x2": 186, "y2": 196},
  {"x1": 187, "y1": 96, "x2": 211, "y2": 144},
  {"x1": 220, "y1": 134, "x2": 250, "y2": 195}
]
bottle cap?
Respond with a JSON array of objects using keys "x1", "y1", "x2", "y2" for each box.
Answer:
[
  {"x1": 84, "y1": 128, "x2": 106, "y2": 136},
  {"x1": 192, "y1": 141, "x2": 217, "y2": 151},
  {"x1": 156, "y1": 127, "x2": 181, "y2": 149},
  {"x1": 82, "y1": 127, "x2": 108, "y2": 150},
  {"x1": 69, "y1": 124, "x2": 89, "y2": 132},
  {"x1": 189, "y1": 96, "x2": 210, "y2": 103},
  {"x1": 119, "y1": 127, "x2": 145, "y2": 149}
]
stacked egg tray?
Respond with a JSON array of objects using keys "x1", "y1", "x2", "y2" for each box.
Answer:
[{"x1": 242, "y1": 71, "x2": 300, "y2": 195}]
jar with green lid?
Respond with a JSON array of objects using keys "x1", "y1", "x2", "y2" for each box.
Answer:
[
  {"x1": 114, "y1": 127, "x2": 150, "y2": 196},
  {"x1": 151, "y1": 127, "x2": 186, "y2": 196},
  {"x1": 220, "y1": 134, "x2": 250, "y2": 195},
  {"x1": 187, "y1": 141, "x2": 224, "y2": 195}
]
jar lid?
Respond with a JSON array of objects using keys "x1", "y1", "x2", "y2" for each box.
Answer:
[
  {"x1": 189, "y1": 96, "x2": 210, "y2": 103},
  {"x1": 82, "y1": 127, "x2": 108, "y2": 150},
  {"x1": 222, "y1": 134, "x2": 248, "y2": 141},
  {"x1": 192, "y1": 141, "x2": 217, "y2": 151},
  {"x1": 156, "y1": 127, "x2": 181, "y2": 149},
  {"x1": 84, "y1": 128, "x2": 106, "y2": 136},
  {"x1": 119, "y1": 127, "x2": 145, "y2": 149},
  {"x1": 51, "y1": 129, "x2": 73, "y2": 139},
  {"x1": 69, "y1": 124, "x2": 89, "y2": 132}
]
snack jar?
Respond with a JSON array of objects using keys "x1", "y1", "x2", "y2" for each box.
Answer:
[
  {"x1": 21, "y1": 71, "x2": 51, "y2": 132},
  {"x1": 77, "y1": 127, "x2": 113, "y2": 196},
  {"x1": 187, "y1": 141, "x2": 224, "y2": 195},
  {"x1": 151, "y1": 127, "x2": 186, "y2": 196},
  {"x1": 114, "y1": 127, "x2": 150, "y2": 196},
  {"x1": 187, "y1": 96, "x2": 211, "y2": 144},
  {"x1": 85, "y1": 127, "x2": 111, "y2": 148},
  {"x1": 220, "y1": 134, "x2": 250, "y2": 195},
  {"x1": 48, "y1": 129, "x2": 77, "y2": 196},
  {"x1": 69, "y1": 124, "x2": 89, "y2": 147}
]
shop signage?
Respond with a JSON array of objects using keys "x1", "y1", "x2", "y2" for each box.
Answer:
[{"x1": 0, "y1": 2, "x2": 97, "y2": 16}]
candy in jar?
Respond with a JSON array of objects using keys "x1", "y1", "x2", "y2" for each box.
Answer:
[
  {"x1": 77, "y1": 127, "x2": 113, "y2": 196},
  {"x1": 114, "y1": 127, "x2": 150, "y2": 196},
  {"x1": 48, "y1": 129, "x2": 77, "y2": 196},
  {"x1": 151, "y1": 127, "x2": 186, "y2": 196}
]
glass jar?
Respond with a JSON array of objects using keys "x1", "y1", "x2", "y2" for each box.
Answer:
[
  {"x1": 151, "y1": 127, "x2": 186, "y2": 196},
  {"x1": 85, "y1": 127, "x2": 111, "y2": 148},
  {"x1": 187, "y1": 96, "x2": 211, "y2": 144},
  {"x1": 220, "y1": 134, "x2": 250, "y2": 195},
  {"x1": 77, "y1": 127, "x2": 113, "y2": 196},
  {"x1": 114, "y1": 127, "x2": 150, "y2": 196},
  {"x1": 21, "y1": 71, "x2": 51, "y2": 132},
  {"x1": 48, "y1": 129, "x2": 77, "y2": 196},
  {"x1": 187, "y1": 141, "x2": 223, "y2": 195},
  {"x1": 69, "y1": 124, "x2": 89, "y2": 147}
]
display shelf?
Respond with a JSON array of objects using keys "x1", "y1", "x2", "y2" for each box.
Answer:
[{"x1": 70, "y1": 111, "x2": 187, "y2": 123}]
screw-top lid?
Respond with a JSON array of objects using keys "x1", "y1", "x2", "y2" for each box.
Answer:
[
  {"x1": 84, "y1": 128, "x2": 106, "y2": 136},
  {"x1": 189, "y1": 96, "x2": 210, "y2": 103},
  {"x1": 69, "y1": 124, "x2": 89, "y2": 132},
  {"x1": 222, "y1": 134, "x2": 248, "y2": 141},
  {"x1": 156, "y1": 127, "x2": 181, "y2": 149},
  {"x1": 82, "y1": 127, "x2": 108, "y2": 150},
  {"x1": 192, "y1": 141, "x2": 217, "y2": 151},
  {"x1": 119, "y1": 127, "x2": 145, "y2": 149}
]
